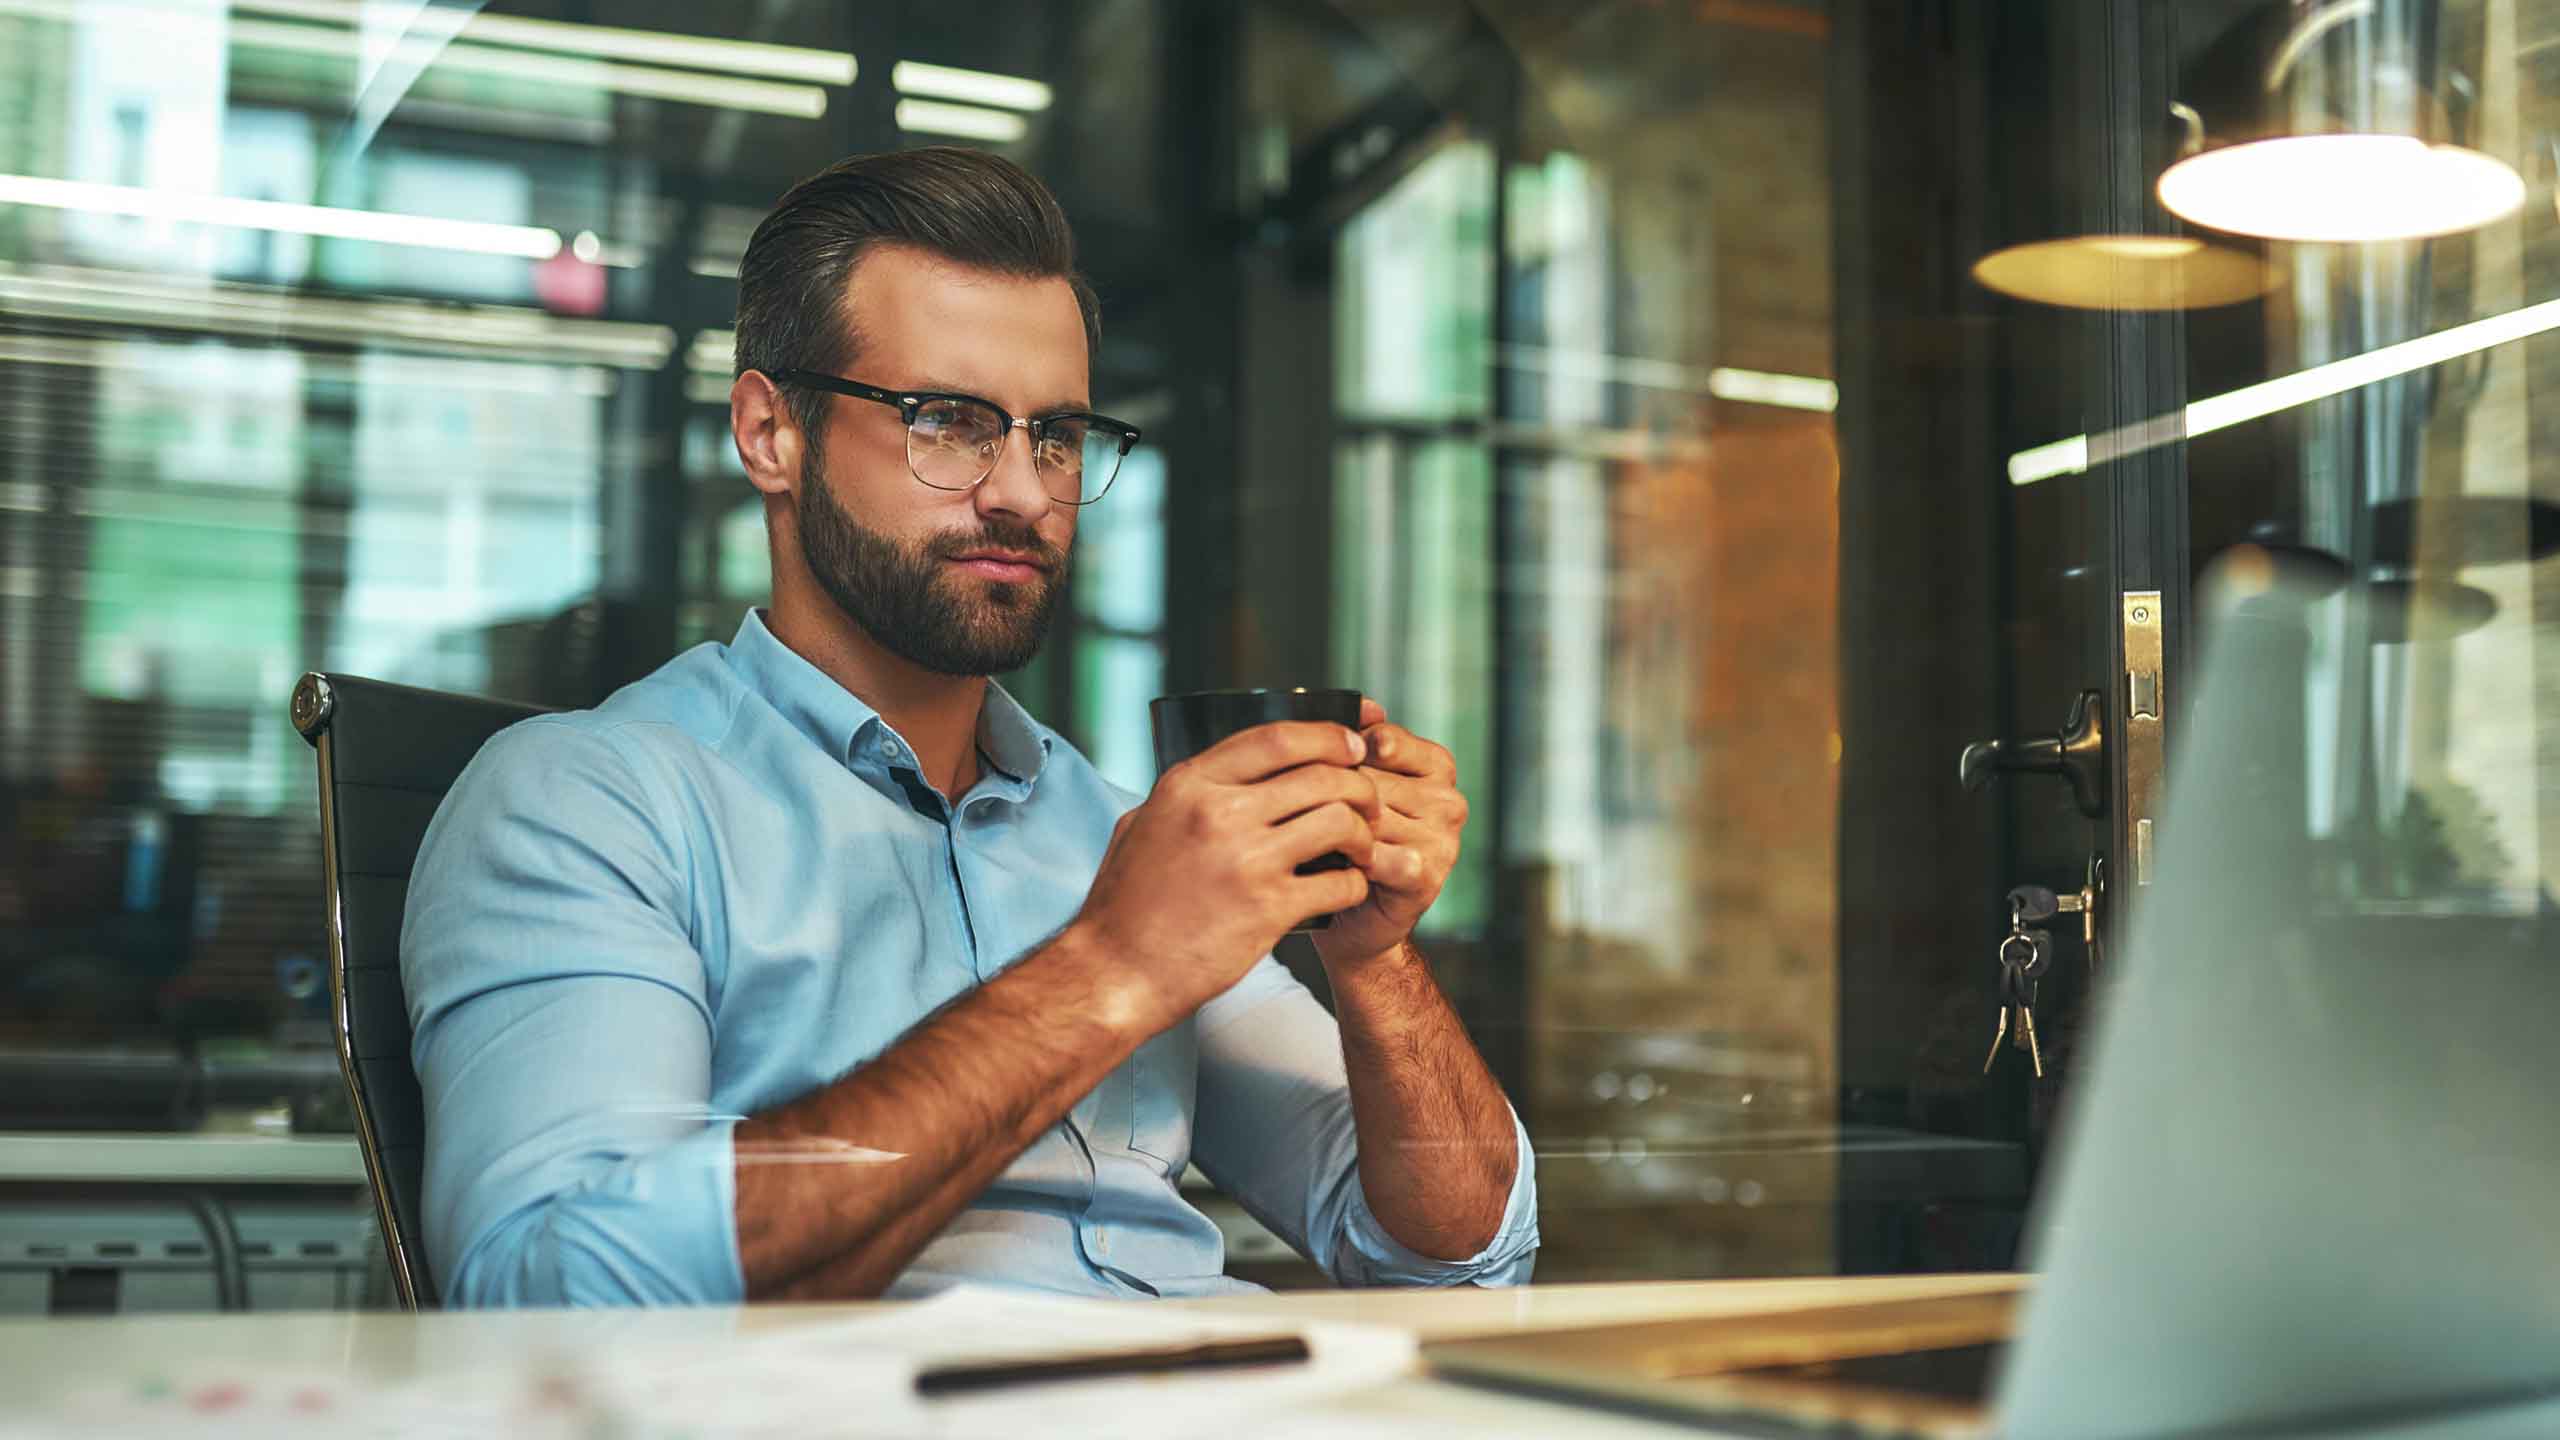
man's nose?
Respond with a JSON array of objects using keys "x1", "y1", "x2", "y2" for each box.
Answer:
[{"x1": 974, "y1": 423, "x2": 1055, "y2": 521}]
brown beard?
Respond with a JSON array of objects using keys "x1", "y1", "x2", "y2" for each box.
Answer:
[{"x1": 794, "y1": 457, "x2": 1069, "y2": 677}]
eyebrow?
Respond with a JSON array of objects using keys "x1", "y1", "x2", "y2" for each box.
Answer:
[{"x1": 908, "y1": 376, "x2": 1093, "y2": 417}]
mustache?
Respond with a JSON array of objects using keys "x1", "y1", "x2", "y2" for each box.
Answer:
[{"x1": 925, "y1": 519, "x2": 1066, "y2": 573}]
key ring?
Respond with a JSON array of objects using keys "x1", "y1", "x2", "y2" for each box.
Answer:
[{"x1": 1998, "y1": 932, "x2": 2040, "y2": 974}]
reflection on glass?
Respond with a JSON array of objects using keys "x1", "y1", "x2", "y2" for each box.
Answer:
[{"x1": 0, "y1": 0, "x2": 2551, "y2": 1314}]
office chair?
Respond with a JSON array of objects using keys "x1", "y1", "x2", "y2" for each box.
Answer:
[{"x1": 292, "y1": 672, "x2": 551, "y2": 1310}]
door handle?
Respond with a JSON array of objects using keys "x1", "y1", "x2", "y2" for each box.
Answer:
[{"x1": 1959, "y1": 689, "x2": 2107, "y2": 818}]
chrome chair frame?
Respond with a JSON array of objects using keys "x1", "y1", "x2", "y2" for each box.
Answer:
[{"x1": 292, "y1": 671, "x2": 548, "y2": 1309}]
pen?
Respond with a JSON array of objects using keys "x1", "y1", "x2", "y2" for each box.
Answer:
[{"x1": 913, "y1": 1335, "x2": 1314, "y2": 1396}]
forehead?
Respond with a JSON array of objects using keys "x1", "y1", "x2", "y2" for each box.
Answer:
[{"x1": 838, "y1": 244, "x2": 1089, "y2": 406}]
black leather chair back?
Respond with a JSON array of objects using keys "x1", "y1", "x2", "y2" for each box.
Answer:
[{"x1": 292, "y1": 672, "x2": 550, "y2": 1309}]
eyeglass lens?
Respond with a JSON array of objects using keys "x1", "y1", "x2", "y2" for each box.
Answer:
[{"x1": 907, "y1": 397, "x2": 1122, "y2": 504}]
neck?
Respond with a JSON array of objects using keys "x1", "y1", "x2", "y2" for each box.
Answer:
[{"x1": 763, "y1": 595, "x2": 986, "y2": 802}]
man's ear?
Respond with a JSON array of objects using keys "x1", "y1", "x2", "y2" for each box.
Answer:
[{"x1": 731, "y1": 370, "x2": 802, "y2": 500}]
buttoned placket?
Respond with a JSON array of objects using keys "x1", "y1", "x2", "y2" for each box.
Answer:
[
  {"x1": 871, "y1": 730, "x2": 986, "y2": 975},
  {"x1": 861, "y1": 718, "x2": 1143, "y2": 1293}
]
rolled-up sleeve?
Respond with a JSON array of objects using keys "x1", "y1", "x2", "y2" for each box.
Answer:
[
  {"x1": 1189, "y1": 958, "x2": 1539, "y2": 1287},
  {"x1": 402, "y1": 719, "x2": 743, "y2": 1307}
]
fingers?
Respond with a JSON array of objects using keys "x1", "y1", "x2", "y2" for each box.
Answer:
[
  {"x1": 1363, "y1": 841, "x2": 1429, "y2": 890},
  {"x1": 1296, "y1": 863, "x2": 1371, "y2": 917},
  {"x1": 1365, "y1": 807, "x2": 1458, "y2": 886},
  {"x1": 1358, "y1": 723, "x2": 1455, "y2": 780},
  {"x1": 1246, "y1": 762, "x2": 1381, "y2": 826},
  {"x1": 1183, "y1": 721, "x2": 1365, "y2": 786},
  {"x1": 1357, "y1": 696, "x2": 1388, "y2": 731},
  {"x1": 1266, "y1": 800, "x2": 1377, "y2": 872},
  {"x1": 1367, "y1": 767, "x2": 1470, "y2": 828}
]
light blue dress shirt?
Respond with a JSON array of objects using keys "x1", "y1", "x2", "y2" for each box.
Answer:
[{"x1": 402, "y1": 609, "x2": 1538, "y2": 1306}]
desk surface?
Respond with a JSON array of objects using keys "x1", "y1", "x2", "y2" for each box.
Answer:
[
  {"x1": 0, "y1": 1275, "x2": 2010, "y2": 1435},
  {"x1": 5, "y1": 1274, "x2": 2551, "y2": 1438}
]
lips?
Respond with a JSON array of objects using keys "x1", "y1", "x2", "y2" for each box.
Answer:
[{"x1": 947, "y1": 552, "x2": 1049, "y2": 583}]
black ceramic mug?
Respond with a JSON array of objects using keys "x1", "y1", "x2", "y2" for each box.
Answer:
[{"x1": 1149, "y1": 687, "x2": 1365, "y2": 933}]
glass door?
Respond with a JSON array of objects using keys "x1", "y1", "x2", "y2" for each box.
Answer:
[{"x1": 1215, "y1": 0, "x2": 2553, "y2": 1285}]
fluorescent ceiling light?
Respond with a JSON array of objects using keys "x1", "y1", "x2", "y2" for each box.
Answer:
[
  {"x1": 1498, "y1": 343, "x2": 1713, "y2": 394},
  {"x1": 2007, "y1": 295, "x2": 2560, "y2": 485},
  {"x1": 2157, "y1": 135, "x2": 2524, "y2": 243},
  {"x1": 0, "y1": 172, "x2": 562, "y2": 258},
  {"x1": 0, "y1": 261, "x2": 674, "y2": 369},
  {"x1": 1497, "y1": 346, "x2": 1838, "y2": 411},
  {"x1": 0, "y1": 0, "x2": 853, "y2": 89},
  {"x1": 1707, "y1": 367, "x2": 1839, "y2": 412},
  {"x1": 0, "y1": 331, "x2": 613, "y2": 399},
  {"x1": 891, "y1": 60, "x2": 1051, "y2": 112},
  {"x1": 234, "y1": 0, "x2": 856, "y2": 85},
  {"x1": 228, "y1": 16, "x2": 828, "y2": 119},
  {"x1": 2008, "y1": 436, "x2": 2093, "y2": 487},
  {"x1": 895, "y1": 98, "x2": 1028, "y2": 144}
]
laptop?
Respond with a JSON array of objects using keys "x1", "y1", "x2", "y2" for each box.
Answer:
[{"x1": 1434, "y1": 574, "x2": 2560, "y2": 1437}]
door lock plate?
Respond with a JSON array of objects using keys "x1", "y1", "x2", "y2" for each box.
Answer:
[{"x1": 2122, "y1": 591, "x2": 2166, "y2": 884}]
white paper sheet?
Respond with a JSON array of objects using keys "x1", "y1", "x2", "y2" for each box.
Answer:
[{"x1": 8, "y1": 1288, "x2": 1419, "y2": 1440}]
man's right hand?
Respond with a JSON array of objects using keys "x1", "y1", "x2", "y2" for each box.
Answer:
[{"x1": 1069, "y1": 721, "x2": 1381, "y2": 1033}]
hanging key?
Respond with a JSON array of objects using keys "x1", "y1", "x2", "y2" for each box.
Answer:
[
  {"x1": 2002, "y1": 931, "x2": 2050, "y2": 1077},
  {"x1": 2017, "y1": 981, "x2": 2046, "y2": 1078},
  {"x1": 1984, "y1": 923, "x2": 2040, "y2": 1074},
  {"x1": 1987, "y1": 927, "x2": 2052, "y2": 1078},
  {"x1": 1981, "y1": 924, "x2": 2021, "y2": 1074}
]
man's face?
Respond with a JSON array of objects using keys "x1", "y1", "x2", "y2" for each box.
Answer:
[{"x1": 795, "y1": 244, "x2": 1088, "y2": 677}]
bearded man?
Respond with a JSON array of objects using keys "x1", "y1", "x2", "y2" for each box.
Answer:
[{"x1": 404, "y1": 148, "x2": 1537, "y2": 1304}]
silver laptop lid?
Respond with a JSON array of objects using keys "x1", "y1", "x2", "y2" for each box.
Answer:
[{"x1": 1998, "y1": 568, "x2": 2560, "y2": 1437}]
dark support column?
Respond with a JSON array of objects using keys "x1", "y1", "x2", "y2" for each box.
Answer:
[
  {"x1": 1829, "y1": 1, "x2": 2009, "y2": 1269},
  {"x1": 1479, "y1": 46, "x2": 1531, "y2": 1116},
  {"x1": 1157, "y1": 2, "x2": 1245, "y2": 697}
]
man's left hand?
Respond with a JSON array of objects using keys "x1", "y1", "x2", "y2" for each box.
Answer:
[{"x1": 1310, "y1": 698, "x2": 1468, "y2": 969}]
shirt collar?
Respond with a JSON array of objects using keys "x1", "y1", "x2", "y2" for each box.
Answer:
[
  {"x1": 724, "y1": 608, "x2": 1051, "y2": 792},
  {"x1": 974, "y1": 680, "x2": 1052, "y2": 792}
]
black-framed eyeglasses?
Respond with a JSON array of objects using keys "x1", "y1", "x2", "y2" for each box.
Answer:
[{"x1": 772, "y1": 368, "x2": 1141, "y2": 506}]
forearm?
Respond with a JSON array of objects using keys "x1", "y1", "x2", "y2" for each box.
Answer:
[
  {"x1": 1326, "y1": 940, "x2": 1518, "y2": 1260},
  {"x1": 733, "y1": 924, "x2": 1155, "y2": 1298}
]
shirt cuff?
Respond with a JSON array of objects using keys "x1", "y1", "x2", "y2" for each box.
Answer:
[
  {"x1": 445, "y1": 1115, "x2": 745, "y2": 1307},
  {"x1": 1336, "y1": 1105, "x2": 1540, "y2": 1287}
]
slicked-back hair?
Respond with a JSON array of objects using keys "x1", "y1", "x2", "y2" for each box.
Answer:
[{"x1": 733, "y1": 146, "x2": 1102, "y2": 450}]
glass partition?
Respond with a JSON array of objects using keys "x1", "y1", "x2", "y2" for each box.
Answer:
[{"x1": 1, "y1": 0, "x2": 2553, "y2": 1307}]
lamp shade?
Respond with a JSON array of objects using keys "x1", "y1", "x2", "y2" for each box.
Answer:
[
  {"x1": 1972, "y1": 234, "x2": 2279, "y2": 310},
  {"x1": 2157, "y1": 0, "x2": 2522, "y2": 244},
  {"x1": 2157, "y1": 134, "x2": 2521, "y2": 243}
]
